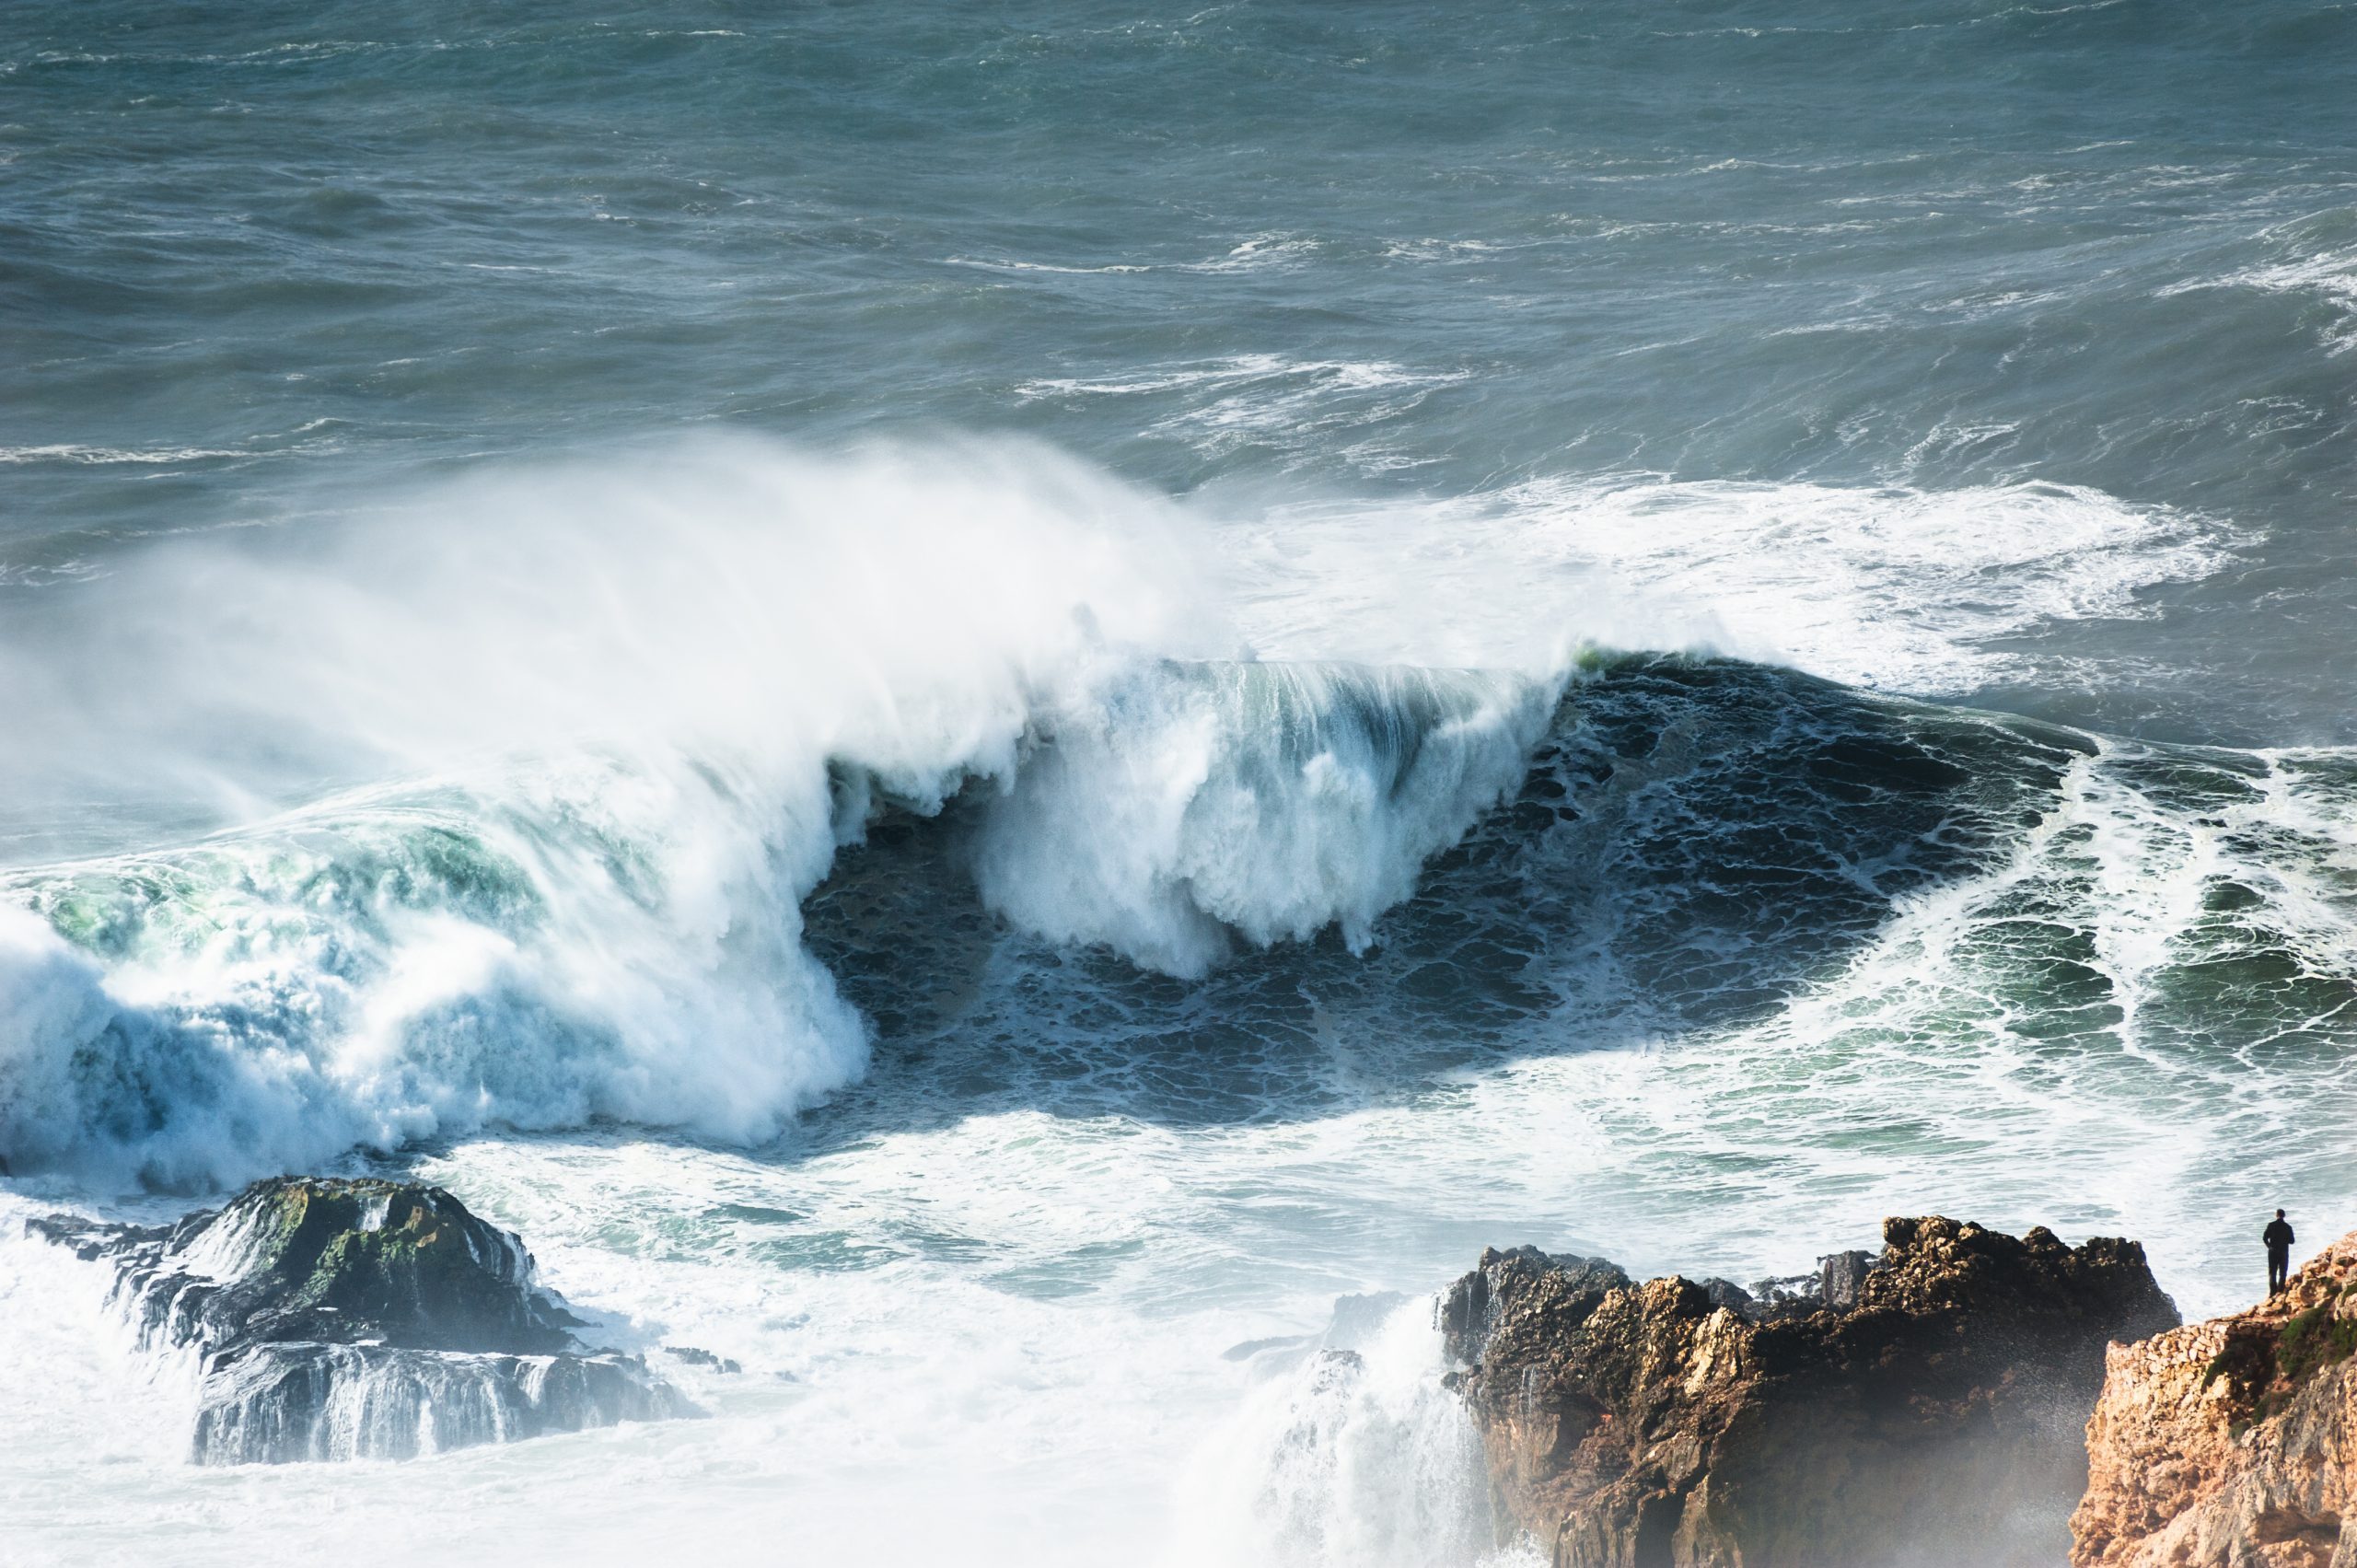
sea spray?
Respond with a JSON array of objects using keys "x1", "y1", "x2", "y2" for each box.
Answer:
[
  {"x1": 0, "y1": 437, "x2": 1193, "y2": 1182},
  {"x1": 1167, "y1": 1296, "x2": 1518, "y2": 1568},
  {"x1": 0, "y1": 436, "x2": 1212, "y2": 843},
  {"x1": 975, "y1": 660, "x2": 1552, "y2": 977}
]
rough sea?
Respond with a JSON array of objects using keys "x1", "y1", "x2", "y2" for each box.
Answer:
[{"x1": 4, "y1": 3, "x2": 2355, "y2": 1562}]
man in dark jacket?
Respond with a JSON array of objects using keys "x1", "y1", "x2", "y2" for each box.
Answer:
[{"x1": 2265, "y1": 1210, "x2": 2295, "y2": 1295}]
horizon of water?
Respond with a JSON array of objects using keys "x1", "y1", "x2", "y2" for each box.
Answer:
[{"x1": 4, "y1": 3, "x2": 2357, "y2": 1564}]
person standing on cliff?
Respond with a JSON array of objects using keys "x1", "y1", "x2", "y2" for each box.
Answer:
[{"x1": 2265, "y1": 1210, "x2": 2295, "y2": 1295}]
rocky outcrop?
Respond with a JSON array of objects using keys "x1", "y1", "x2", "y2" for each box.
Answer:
[
  {"x1": 28, "y1": 1176, "x2": 693, "y2": 1463},
  {"x1": 1445, "y1": 1216, "x2": 2179, "y2": 1568},
  {"x1": 2073, "y1": 1234, "x2": 2357, "y2": 1568}
]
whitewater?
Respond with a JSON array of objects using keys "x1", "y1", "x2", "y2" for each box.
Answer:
[{"x1": 5, "y1": 2, "x2": 2357, "y2": 1564}]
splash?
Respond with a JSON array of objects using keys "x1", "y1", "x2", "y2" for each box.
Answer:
[{"x1": 1167, "y1": 1296, "x2": 1519, "y2": 1568}]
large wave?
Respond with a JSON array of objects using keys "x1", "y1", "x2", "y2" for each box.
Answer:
[
  {"x1": 5, "y1": 435, "x2": 2347, "y2": 1201},
  {"x1": 0, "y1": 438, "x2": 1552, "y2": 1186}
]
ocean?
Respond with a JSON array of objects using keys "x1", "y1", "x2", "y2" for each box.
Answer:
[{"x1": 3, "y1": 2, "x2": 2355, "y2": 1562}]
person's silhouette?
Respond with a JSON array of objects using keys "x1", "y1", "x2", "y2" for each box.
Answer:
[{"x1": 2264, "y1": 1210, "x2": 2295, "y2": 1296}]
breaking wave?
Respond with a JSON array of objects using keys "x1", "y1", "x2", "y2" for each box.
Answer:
[
  {"x1": 5, "y1": 436, "x2": 2349, "y2": 1206},
  {"x1": 0, "y1": 437, "x2": 1552, "y2": 1185}
]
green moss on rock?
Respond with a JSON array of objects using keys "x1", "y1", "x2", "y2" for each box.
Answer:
[
  {"x1": 2271, "y1": 1306, "x2": 2357, "y2": 1395},
  {"x1": 204, "y1": 1177, "x2": 579, "y2": 1353}
]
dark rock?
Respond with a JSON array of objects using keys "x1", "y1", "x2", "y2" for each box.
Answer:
[
  {"x1": 27, "y1": 1176, "x2": 694, "y2": 1464},
  {"x1": 662, "y1": 1344, "x2": 743, "y2": 1375},
  {"x1": 1446, "y1": 1215, "x2": 2179, "y2": 1568},
  {"x1": 1817, "y1": 1247, "x2": 1874, "y2": 1311},
  {"x1": 1723, "y1": 1249, "x2": 1884, "y2": 1325},
  {"x1": 1439, "y1": 1245, "x2": 1632, "y2": 1367}
]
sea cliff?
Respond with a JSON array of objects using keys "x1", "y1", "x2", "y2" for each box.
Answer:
[
  {"x1": 1444, "y1": 1216, "x2": 2178, "y2": 1567},
  {"x1": 2073, "y1": 1234, "x2": 2357, "y2": 1568}
]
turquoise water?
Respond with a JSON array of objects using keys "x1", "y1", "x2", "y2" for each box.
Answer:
[{"x1": 4, "y1": 5, "x2": 2356, "y2": 1564}]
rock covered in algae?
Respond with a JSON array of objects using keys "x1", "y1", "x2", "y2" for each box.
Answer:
[
  {"x1": 29, "y1": 1176, "x2": 694, "y2": 1464},
  {"x1": 1445, "y1": 1215, "x2": 2179, "y2": 1568}
]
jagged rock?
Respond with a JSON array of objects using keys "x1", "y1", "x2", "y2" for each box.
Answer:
[
  {"x1": 1446, "y1": 1215, "x2": 2179, "y2": 1568},
  {"x1": 1442, "y1": 1246, "x2": 1633, "y2": 1366},
  {"x1": 1818, "y1": 1248, "x2": 1874, "y2": 1311},
  {"x1": 2073, "y1": 1233, "x2": 2357, "y2": 1568},
  {"x1": 663, "y1": 1344, "x2": 743, "y2": 1375},
  {"x1": 28, "y1": 1176, "x2": 693, "y2": 1464}
]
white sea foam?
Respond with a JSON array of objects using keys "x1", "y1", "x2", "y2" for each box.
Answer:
[
  {"x1": 2222, "y1": 248, "x2": 2357, "y2": 352},
  {"x1": 0, "y1": 444, "x2": 252, "y2": 465},
  {"x1": 2158, "y1": 222, "x2": 2357, "y2": 354},
  {"x1": 1017, "y1": 354, "x2": 1461, "y2": 403},
  {"x1": 1175, "y1": 235, "x2": 1322, "y2": 273},
  {"x1": 1167, "y1": 1297, "x2": 1505, "y2": 1568},
  {"x1": 944, "y1": 255, "x2": 1155, "y2": 274},
  {"x1": 946, "y1": 235, "x2": 1317, "y2": 280},
  {"x1": 976, "y1": 661, "x2": 1549, "y2": 975},
  {"x1": 1015, "y1": 355, "x2": 1473, "y2": 472},
  {"x1": 1212, "y1": 475, "x2": 2235, "y2": 692},
  {"x1": 7, "y1": 715, "x2": 2353, "y2": 1557}
]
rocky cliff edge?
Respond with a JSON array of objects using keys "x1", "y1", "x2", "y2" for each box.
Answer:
[
  {"x1": 2073, "y1": 1233, "x2": 2357, "y2": 1568},
  {"x1": 1445, "y1": 1215, "x2": 2178, "y2": 1568}
]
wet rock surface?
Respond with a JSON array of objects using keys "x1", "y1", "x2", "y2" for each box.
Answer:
[
  {"x1": 1445, "y1": 1216, "x2": 2179, "y2": 1568},
  {"x1": 28, "y1": 1176, "x2": 693, "y2": 1463},
  {"x1": 2073, "y1": 1233, "x2": 2357, "y2": 1568}
]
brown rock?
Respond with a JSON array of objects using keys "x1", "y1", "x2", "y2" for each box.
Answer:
[
  {"x1": 1446, "y1": 1216, "x2": 2177, "y2": 1568},
  {"x1": 2072, "y1": 1234, "x2": 2357, "y2": 1568}
]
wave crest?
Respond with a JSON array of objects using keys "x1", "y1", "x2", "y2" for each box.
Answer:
[{"x1": 0, "y1": 437, "x2": 1560, "y2": 1185}]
